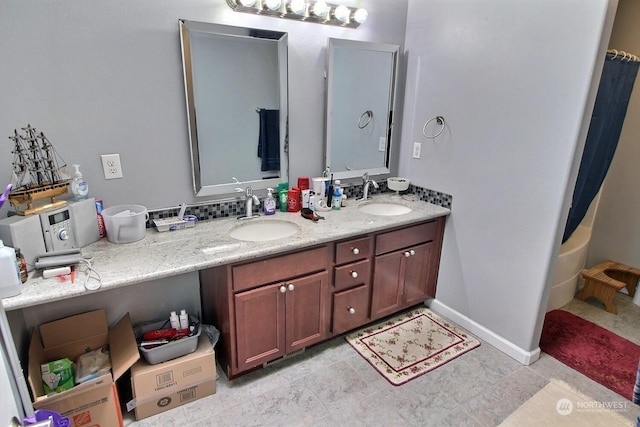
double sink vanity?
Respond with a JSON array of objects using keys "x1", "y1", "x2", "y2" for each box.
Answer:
[{"x1": 3, "y1": 194, "x2": 449, "y2": 379}]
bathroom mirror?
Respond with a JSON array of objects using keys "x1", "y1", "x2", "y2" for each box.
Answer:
[
  {"x1": 179, "y1": 20, "x2": 288, "y2": 197},
  {"x1": 325, "y1": 38, "x2": 400, "y2": 180}
]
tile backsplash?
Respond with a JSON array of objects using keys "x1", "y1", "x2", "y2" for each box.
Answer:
[{"x1": 146, "y1": 181, "x2": 452, "y2": 228}]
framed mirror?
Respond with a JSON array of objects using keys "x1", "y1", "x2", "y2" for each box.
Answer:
[
  {"x1": 179, "y1": 20, "x2": 288, "y2": 197},
  {"x1": 325, "y1": 38, "x2": 400, "y2": 180}
]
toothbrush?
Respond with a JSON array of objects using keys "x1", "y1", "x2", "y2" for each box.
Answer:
[{"x1": 0, "y1": 184, "x2": 12, "y2": 209}]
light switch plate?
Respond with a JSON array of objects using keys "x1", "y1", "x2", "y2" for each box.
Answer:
[
  {"x1": 379, "y1": 137, "x2": 386, "y2": 152},
  {"x1": 412, "y1": 142, "x2": 421, "y2": 159}
]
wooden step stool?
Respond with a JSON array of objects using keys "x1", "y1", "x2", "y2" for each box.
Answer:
[{"x1": 576, "y1": 260, "x2": 640, "y2": 314}]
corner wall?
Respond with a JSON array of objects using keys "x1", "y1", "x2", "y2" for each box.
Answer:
[{"x1": 402, "y1": 0, "x2": 616, "y2": 362}]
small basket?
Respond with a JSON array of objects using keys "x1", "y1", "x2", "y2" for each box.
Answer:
[{"x1": 134, "y1": 316, "x2": 201, "y2": 365}]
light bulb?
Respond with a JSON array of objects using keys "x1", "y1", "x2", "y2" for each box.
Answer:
[
  {"x1": 334, "y1": 5, "x2": 350, "y2": 23},
  {"x1": 312, "y1": 1, "x2": 329, "y2": 18},
  {"x1": 264, "y1": 0, "x2": 281, "y2": 11},
  {"x1": 289, "y1": 0, "x2": 306, "y2": 15},
  {"x1": 239, "y1": 0, "x2": 257, "y2": 7},
  {"x1": 353, "y1": 8, "x2": 368, "y2": 24}
]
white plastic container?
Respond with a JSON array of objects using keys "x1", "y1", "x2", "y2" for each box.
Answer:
[
  {"x1": 0, "y1": 240, "x2": 21, "y2": 298},
  {"x1": 179, "y1": 309, "x2": 189, "y2": 330},
  {"x1": 101, "y1": 204, "x2": 148, "y2": 244}
]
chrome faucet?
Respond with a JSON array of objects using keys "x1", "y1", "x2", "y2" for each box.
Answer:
[
  {"x1": 236, "y1": 186, "x2": 260, "y2": 220},
  {"x1": 358, "y1": 172, "x2": 379, "y2": 201}
]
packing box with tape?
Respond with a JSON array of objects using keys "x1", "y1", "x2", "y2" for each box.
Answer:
[{"x1": 128, "y1": 333, "x2": 216, "y2": 420}]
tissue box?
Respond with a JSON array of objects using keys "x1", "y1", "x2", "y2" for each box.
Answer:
[
  {"x1": 153, "y1": 217, "x2": 195, "y2": 232},
  {"x1": 41, "y1": 358, "x2": 74, "y2": 394}
]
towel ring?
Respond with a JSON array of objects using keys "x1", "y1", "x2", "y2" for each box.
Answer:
[
  {"x1": 422, "y1": 116, "x2": 446, "y2": 139},
  {"x1": 358, "y1": 110, "x2": 373, "y2": 129}
]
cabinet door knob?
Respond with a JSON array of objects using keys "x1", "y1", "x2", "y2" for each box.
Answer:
[
  {"x1": 287, "y1": 283, "x2": 295, "y2": 291},
  {"x1": 410, "y1": 249, "x2": 415, "y2": 256},
  {"x1": 350, "y1": 271, "x2": 358, "y2": 279},
  {"x1": 348, "y1": 307, "x2": 356, "y2": 314},
  {"x1": 352, "y1": 247, "x2": 360, "y2": 255},
  {"x1": 280, "y1": 285, "x2": 287, "y2": 293},
  {"x1": 404, "y1": 251, "x2": 411, "y2": 258}
]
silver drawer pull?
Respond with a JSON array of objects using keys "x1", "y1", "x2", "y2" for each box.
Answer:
[
  {"x1": 404, "y1": 251, "x2": 411, "y2": 258},
  {"x1": 280, "y1": 285, "x2": 287, "y2": 293},
  {"x1": 348, "y1": 307, "x2": 356, "y2": 314},
  {"x1": 352, "y1": 247, "x2": 360, "y2": 255},
  {"x1": 351, "y1": 271, "x2": 358, "y2": 279},
  {"x1": 410, "y1": 249, "x2": 415, "y2": 256},
  {"x1": 288, "y1": 283, "x2": 295, "y2": 291}
]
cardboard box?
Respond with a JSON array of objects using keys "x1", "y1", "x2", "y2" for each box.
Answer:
[
  {"x1": 28, "y1": 309, "x2": 140, "y2": 427},
  {"x1": 129, "y1": 334, "x2": 216, "y2": 420}
]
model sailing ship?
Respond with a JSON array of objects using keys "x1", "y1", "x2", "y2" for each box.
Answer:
[{"x1": 8, "y1": 124, "x2": 71, "y2": 215}]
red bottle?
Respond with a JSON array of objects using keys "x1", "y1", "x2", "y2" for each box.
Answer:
[{"x1": 297, "y1": 176, "x2": 309, "y2": 191}]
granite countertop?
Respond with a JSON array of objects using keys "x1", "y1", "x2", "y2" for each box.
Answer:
[{"x1": 2, "y1": 194, "x2": 450, "y2": 311}]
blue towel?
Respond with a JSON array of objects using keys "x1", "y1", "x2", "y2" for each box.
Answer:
[{"x1": 257, "y1": 109, "x2": 280, "y2": 172}]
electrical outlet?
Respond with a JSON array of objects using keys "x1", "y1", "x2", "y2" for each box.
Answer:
[
  {"x1": 101, "y1": 154, "x2": 123, "y2": 179},
  {"x1": 412, "y1": 142, "x2": 422, "y2": 159}
]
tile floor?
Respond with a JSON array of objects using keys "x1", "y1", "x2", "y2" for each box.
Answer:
[{"x1": 124, "y1": 294, "x2": 640, "y2": 426}]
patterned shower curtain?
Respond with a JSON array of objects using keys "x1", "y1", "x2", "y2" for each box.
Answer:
[{"x1": 563, "y1": 51, "x2": 640, "y2": 243}]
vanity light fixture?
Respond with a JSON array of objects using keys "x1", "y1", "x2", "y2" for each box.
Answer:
[
  {"x1": 311, "y1": 1, "x2": 329, "y2": 19},
  {"x1": 333, "y1": 4, "x2": 350, "y2": 23},
  {"x1": 226, "y1": 0, "x2": 367, "y2": 28},
  {"x1": 289, "y1": 0, "x2": 306, "y2": 15},
  {"x1": 264, "y1": 0, "x2": 282, "y2": 11}
]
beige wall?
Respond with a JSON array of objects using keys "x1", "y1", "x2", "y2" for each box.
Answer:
[{"x1": 587, "y1": 0, "x2": 640, "y2": 269}]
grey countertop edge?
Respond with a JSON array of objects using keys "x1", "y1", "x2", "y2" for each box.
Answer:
[{"x1": 2, "y1": 195, "x2": 450, "y2": 311}]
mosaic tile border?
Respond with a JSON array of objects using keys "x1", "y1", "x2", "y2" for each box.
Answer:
[{"x1": 145, "y1": 182, "x2": 452, "y2": 228}]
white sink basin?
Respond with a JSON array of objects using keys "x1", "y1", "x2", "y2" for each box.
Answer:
[
  {"x1": 358, "y1": 202, "x2": 412, "y2": 216},
  {"x1": 229, "y1": 220, "x2": 300, "y2": 242}
]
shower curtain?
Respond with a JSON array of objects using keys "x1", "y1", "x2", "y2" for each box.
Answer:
[{"x1": 563, "y1": 51, "x2": 640, "y2": 243}]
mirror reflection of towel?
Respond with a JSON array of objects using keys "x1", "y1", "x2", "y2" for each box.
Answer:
[{"x1": 257, "y1": 109, "x2": 280, "y2": 172}]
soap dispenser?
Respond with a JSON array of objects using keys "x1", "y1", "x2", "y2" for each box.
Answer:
[
  {"x1": 264, "y1": 188, "x2": 276, "y2": 215},
  {"x1": 70, "y1": 164, "x2": 89, "y2": 201}
]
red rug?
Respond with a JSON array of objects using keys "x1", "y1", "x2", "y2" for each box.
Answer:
[{"x1": 540, "y1": 309, "x2": 640, "y2": 400}]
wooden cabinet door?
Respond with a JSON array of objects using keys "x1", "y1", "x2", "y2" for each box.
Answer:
[
  {"x1": 402, "y1": 242, "x2": 436, "y2": 306},
  {"x1": 370, "y1": 251, "x2": 404, "y2": 319},
  {"x1": 285, "y1": 271, "x2": 329, "y2": 353},
  {"x1": 235, "y1": 282, "x2": 286, "y2": 372}
]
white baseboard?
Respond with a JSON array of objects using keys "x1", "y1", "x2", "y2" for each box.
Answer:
[{"x1": 427, "y1": 300, "x2": 541, "y2": 366}]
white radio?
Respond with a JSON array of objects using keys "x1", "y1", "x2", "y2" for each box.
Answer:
[{"x1": 0, "y1": 198, "x2": 100, "y2": 271}]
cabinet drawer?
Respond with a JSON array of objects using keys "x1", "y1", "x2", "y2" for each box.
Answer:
[
  {"x1": 335, "y1": 236, "x2": 372, "y2": 265},
  {"x1": 232, "y1": 246, "x2": 328, "y2": 292},
  {"x1": 332, "y1": 284, "x2": 370, "y2": 334},
  {"x1": 333, "y1": 259, "x2": 371, "y2": 291},
  {"x1": 375, "y1": 221, "x2": 439, "y2": 255}
]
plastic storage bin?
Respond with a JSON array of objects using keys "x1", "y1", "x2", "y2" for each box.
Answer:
[
  {"x1": 101, "y1": 204, "x2": 148, "y2": 244},
  {"x1": 135, "y1": 317, "x2": 201, "y2": 365}
]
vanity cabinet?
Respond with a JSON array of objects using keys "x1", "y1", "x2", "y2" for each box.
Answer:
[
  {"x1": 332, "y1": 236, "x2": 373, "y2": 334},
  {"x1": 201, "y1": 216, "x2": 445, "y2": 379},
  {"x1": 201, "y1": 246, "x2": 330, "y2": 378},
  {"x1": 370, "y1": 220, "x2": 444, "y2": 320}
]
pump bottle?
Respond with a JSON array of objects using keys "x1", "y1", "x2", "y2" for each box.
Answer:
[
  {"x1": 71, "y1": 164, "x2": 89, "y2": 201},
  {"x1": 264, "y1": 188, "x2": 276, "y2": 215}
]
